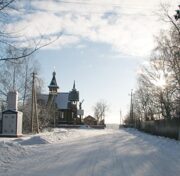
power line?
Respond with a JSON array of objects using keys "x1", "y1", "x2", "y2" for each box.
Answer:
[
  {"x1": 57, "y1": 0, "x2": 158, "y2": 10},
  {"x1": 31, "y1": 1, "x2": 158, "y2": 17}
]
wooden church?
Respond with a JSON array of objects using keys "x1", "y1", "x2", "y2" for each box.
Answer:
[{"x1": 38, "y1": 71, "x2": 83, "y2": 125}]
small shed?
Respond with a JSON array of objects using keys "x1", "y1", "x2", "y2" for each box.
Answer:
[
  {"x1": 83, "y1": 115, "x2": 97, "y2": 125},
  {"x1": 2, "y1": 109, "x2": 23, "y2": 137}
]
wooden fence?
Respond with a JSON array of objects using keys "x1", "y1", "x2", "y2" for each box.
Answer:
[{"x1": 137, "y1": 118, "x2": 180, "y2": 140}]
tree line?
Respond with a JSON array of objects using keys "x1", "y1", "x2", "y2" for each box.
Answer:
[{"x1": 125, "y1": 5, "x2": 180, "y2": 125}]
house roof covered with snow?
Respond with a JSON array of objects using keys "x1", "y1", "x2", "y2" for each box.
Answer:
[
  {"x1": 55, "y1": 93, "x2": 69, "y2": 110},
  {"x1": 38, "y1": 93, "x2": 69, "y2": 110}
]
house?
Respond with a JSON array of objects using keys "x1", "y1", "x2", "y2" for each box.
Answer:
[
  {"x1": 83, "y1": 115, "x2": 97, "y2": 125},
  {"x1": 38, "y1": 71, "x2": 83, "y2": 125}
]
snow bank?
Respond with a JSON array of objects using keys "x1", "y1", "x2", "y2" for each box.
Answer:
[
  {"x1": 0, "y1": 141, "x2": 27, "y2": 170},
  {"x1": 0, "y1": 127, "x2": 114, "y2": 147},
  {"x1": 18, "y1": 136, "x2": 49, "y2": 145},
  {"x1": 37, "y1": 128, "x2": 114, "y2": 144}
]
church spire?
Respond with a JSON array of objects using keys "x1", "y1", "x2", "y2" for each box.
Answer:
[
  {"x1": 48, "y1": 71, "x2": 59, "y2": 94},
  {"x1": 68, "y1": 80, "x2": 79, "y2": 102},
  {"x1": 73, "y1": 80, "x2": 76, "y2": 90}
]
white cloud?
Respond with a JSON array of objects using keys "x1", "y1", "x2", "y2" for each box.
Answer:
[
  {"x1": 5, "y1": 0, "x2": 180, "y2": 57},
  {"x1": 43, "y1": 35, "x2": 80, "y2": 49}
]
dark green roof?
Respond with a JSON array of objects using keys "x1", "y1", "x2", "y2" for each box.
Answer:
[{"x1": 48, "y1": 71, "x2": 59, "y2": 89}]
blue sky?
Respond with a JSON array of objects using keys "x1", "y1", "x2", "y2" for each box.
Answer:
[{"x1": 6, "y1": 0, "x2": 179, "y2": 123}]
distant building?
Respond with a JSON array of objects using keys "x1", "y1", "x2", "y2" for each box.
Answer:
[
  {"x1": 83, "y1": 115, "x2": 97, "y2": 125},
  {"x1": 38, "y1": 71, "x2": 83, "y2": 125}
]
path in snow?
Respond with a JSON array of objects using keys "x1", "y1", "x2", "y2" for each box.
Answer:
[{"x1": 1, "y1": 128, "x2": 180, "y2": 176}]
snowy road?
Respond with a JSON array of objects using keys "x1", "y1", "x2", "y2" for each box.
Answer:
[{"x1": 1, "y1": 128, "x2": 180, "y2": 176}]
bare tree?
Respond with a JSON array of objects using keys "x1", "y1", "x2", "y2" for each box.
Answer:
[
  {"x1": 93, "y1": 100, "x2": 108, "y2": 124},
  {"x1": 0, "y1": 48, "x2": 43, "y2": 110},
  {"x1": 135, "y1": 57, "x2": 176, "y2": 120},
  {"x1": 134, "y1": 35, "x2": 179, "y2": 121},
  {"x1": 0, "y1": 0, "x2": 61, "y2": 61}
]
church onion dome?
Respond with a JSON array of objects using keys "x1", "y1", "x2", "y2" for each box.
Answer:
[
  {"x1": 48, "y1": 71, "x2": 59, "y2": 93},
  {"x1": 68, "y1": 81, "x2": 79, "y2": 102}
]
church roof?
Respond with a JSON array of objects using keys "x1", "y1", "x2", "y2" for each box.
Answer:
[
  {"x1": 55, "y1": 93, "x2": 69, "y2": 109},
  {"x1": 38, "y1": 92, "x2": 69, "y2": 110},
  {"x1": 48, "y1": 71, "x2": 59, "y2": 89}
]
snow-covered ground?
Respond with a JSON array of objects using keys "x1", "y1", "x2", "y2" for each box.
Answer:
[{"x1": 0, "y1": 127, "x2": 180, "y2": 176}]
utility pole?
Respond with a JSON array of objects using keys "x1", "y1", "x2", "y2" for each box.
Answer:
[
  {"x1": 120, "y1": 109, "x2": 122, "y2": 125},
  {"x1": 79, "y1": 99, "x2": 84, "y2": 124},
  {"x1": 31, "y1": 72, "x2": 39, "y2": 133},
  {"x1": 53, "y1": 99, "x2": 56, "y2": 129},
  {"x1": 129, "y1": 89, "x2": 134, "y2": 127}
]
